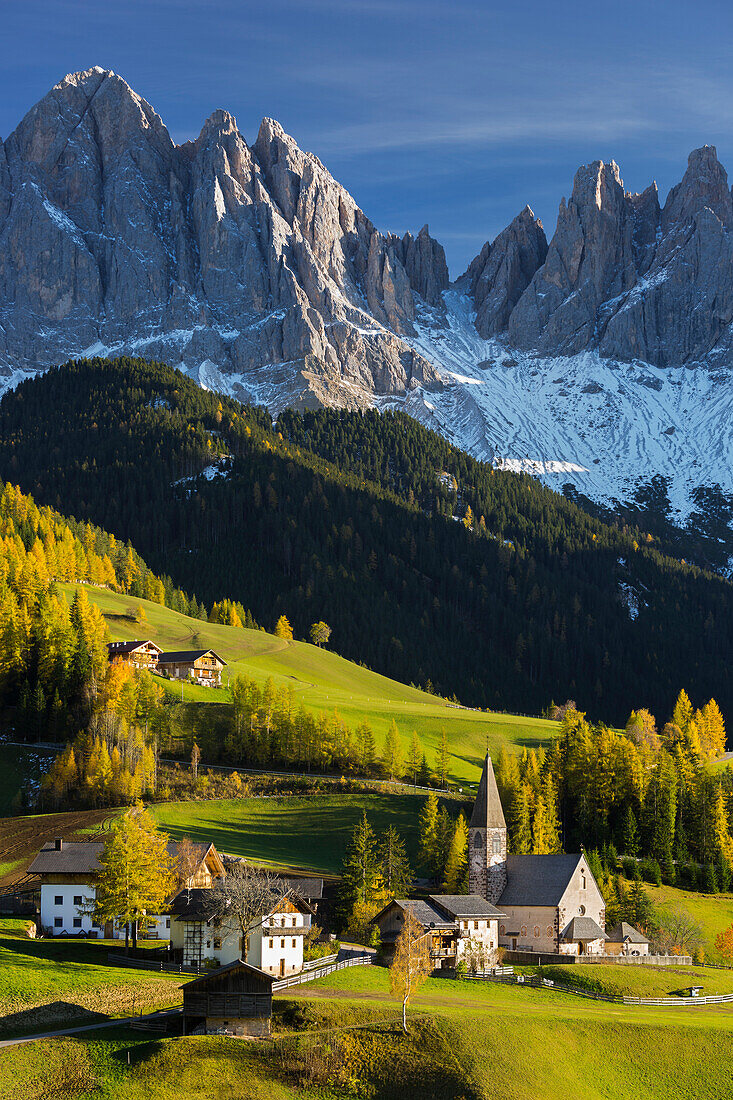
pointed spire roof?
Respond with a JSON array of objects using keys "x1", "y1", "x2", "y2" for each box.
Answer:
[{"x1": 470, "y1": 754, "x2": 506, "y2": 830}]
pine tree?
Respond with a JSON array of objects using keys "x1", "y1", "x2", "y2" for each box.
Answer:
[
  {"x1": 406, "y1": 730, "x2": 421, "y2": 785},
  {"x1": 620, "y1": 804, "x2": 639, "y2": 857},
  {"x1": 379, "y1": 825, "x2": 413, "y2": 897},
  {"x1": 418, "y1": 792, "x2": 440, "y2": 878},
  {"x1": 509, "y1": 782, "x2": 532, "y2": 854},
  {"x1": 274, "y1": 615, "x2": 293, "y2": 640},
  {"x1": 91, "y1": 804, "x2": 176, "y2": 950},
  {"x1": 382, "y1": 720, "x2": 403, "y2": 780},
  {"x1": 335, "y1": 811, "x2": 381, "y2": 931},
  {"x1": 435, "y1": 729, "x2": 450, "y2": 789},
  {"x1": 442, "y1": 813, "x2": 468, "y2": 893}
]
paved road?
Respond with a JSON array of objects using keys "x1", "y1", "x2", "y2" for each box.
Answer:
[{"x1": 0, "y1": 1008, "x2": 181, "y2": 1048}]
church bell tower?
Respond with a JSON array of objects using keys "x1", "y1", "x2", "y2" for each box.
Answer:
[{"x1": 468, "y1": 753, "x2": 507, "y2": 904}]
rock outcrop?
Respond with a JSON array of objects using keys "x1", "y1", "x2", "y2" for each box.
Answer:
[
  {"x1": 465, "y1": 206, "x2": 547, "y2": 337},
  {"x1": 504, "y1": 145, "x2": 733, "y2": 366},
  {"x1": 0, "y1": 68, "x2": 440, "y2": 407}
]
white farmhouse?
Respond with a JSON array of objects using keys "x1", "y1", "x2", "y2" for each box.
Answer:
[
  {"x1": 169, "y1": 887, "x2": 314, "y2": 977},
  {"x1": 27, "y1": 837, "x2": 225, "y2": 938}
]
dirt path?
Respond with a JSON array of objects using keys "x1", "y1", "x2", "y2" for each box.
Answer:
[{"x1": 0, "y1": 1008, "x2": 181, "y2": 1049}]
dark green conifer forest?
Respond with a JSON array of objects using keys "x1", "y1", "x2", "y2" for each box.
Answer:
[{"x1": 0, "y1": 356, "x2": 731, "y2": 727}]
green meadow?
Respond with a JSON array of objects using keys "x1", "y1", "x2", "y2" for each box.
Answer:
[
  {"x1": 61, "y1": 583, "x2": 558, "y2": 786},
  {"x1": 6, "y1": 964, "x2": 733, "y2": 1099},
  {"x1": 152, "y1": 791, "x2": 464, "y2": 875}
]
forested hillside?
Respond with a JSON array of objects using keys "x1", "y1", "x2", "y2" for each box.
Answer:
[{"x1": 1, "y1": 357, "x2": 731, "y2": 725}]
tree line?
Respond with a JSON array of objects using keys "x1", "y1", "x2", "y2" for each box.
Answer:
[{"x1": 496, "y1": 689, "x2": 732, "y2": 886}]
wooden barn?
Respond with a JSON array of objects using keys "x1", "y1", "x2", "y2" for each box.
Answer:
[
  {"x1": 156, "y1": 649, "x2": 226, "y2": 686},
  {"x1": 107, "y1": 639, "x2": 162, "y2": 669},
  {"x1": 181, "y1": 960, "x2": 275, "y2": 1036}
]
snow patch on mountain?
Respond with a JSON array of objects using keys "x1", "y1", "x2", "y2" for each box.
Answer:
[{"x1": 391, "y1": 289, "x2": 733, "y2": 526}]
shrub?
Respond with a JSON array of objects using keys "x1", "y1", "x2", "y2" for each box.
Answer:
[{"x1": 621, "y1": 857, "x2": 637, "y2": 879}]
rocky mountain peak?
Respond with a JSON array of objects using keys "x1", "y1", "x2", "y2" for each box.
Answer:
[
  {"x1": 662, "y1": 143, "x2": 733, "y2": 231},
  {"x1": 466, "y1": 207, "x2": 547, "y2": 337}
]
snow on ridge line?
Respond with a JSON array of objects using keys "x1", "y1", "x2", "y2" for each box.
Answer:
[{"x1": 403, "y1": 289, "x2": 733, "y2": 528}]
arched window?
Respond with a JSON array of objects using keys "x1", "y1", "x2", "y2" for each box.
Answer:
[
  {"x1": 473, "y1": 832, "x2": 482, "y2": 848},
  {"x1": 492, "y1": 835, "x2": 502, "y2": 855},
  {"x1": 579, "y1": 905, "x2": 586, "y2": 916}
]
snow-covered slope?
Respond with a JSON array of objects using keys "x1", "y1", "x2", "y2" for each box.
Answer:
[{"x1": 391, "y1": 289, "x2": 733, "y2": 532}]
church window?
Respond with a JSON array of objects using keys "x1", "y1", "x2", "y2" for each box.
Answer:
[
  {"x1": 492, "y1": 836, "x2": 502, "y2": 855},
  {"x1": 473, "y1": 833, "x2": 482, "y2": 848},
  {"x1": 546, "y1": 926, "x2": 553, "y2": 938},
  {"x1": 579, "y1": 905, "x2": 586, "y2": 916},
  {"x1": 499, "y1": 924, "x2": 505, "y2": 934},
  {"x1": 520, "y1": 925, "x2": 527, "y2": 937},
  {"x1": 534, "y1": 926, "x2": 540, "y2": 937},
  {"x1": 581, "y1": 876, "x2": 587, "y2": 890}
]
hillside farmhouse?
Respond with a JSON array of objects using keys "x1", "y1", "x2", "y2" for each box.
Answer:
[
  {"x1": 107, "y1": 639, "x2": 162, "y2": 669},
  {"x1": 106, "y1": 639, "x2": 227, "y2": 686},
  {"x1": 372, "y1": 894, "x2": 503, "y2": 970},
  {"x1": 470, "y1": 754, "x2": 633, "y2": 958},
  {"x1": 28, "y1": 838, "x2": 225, "y2": 939}
]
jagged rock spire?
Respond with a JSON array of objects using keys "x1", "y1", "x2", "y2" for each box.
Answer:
[{"x1": 470, "y1": 753, "x2": 506, "y2": 830}]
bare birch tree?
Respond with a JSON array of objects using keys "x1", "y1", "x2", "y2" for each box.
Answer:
[{"x1": 210, "y1": 861, "x2": 289, "y2": 956}]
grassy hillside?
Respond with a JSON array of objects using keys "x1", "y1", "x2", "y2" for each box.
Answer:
[
  {"x1": 64, "y1": 582, "x2": 557, "y2": 786},
  {"x1": 152, "y1": 792, "x2": 466, "y2": 876},
  {"x1": 534, "y1": 963, "x2": 733, "y2": 998},
  {"x1": 0, "y1": 919, "x2": 181, "y2": 1037},
  {"x1": 645, "y1": 882, "x2": 733, "y2": 962},
  {"x1": 6, "y1": 965, "x2": 733, "y2": 1099}
]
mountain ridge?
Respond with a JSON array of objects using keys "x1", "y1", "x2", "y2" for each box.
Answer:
[{"x1": 3, "y1": 68, "x2": 733, "y2": 555}]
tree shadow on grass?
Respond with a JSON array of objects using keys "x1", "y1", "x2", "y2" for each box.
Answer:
[{"x1": 0, "y1": 1001, "x2": 106, "y2": 1037}]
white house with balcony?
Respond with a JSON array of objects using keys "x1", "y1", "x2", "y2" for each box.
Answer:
[{"x1": 169, "y1": 887, "x2": 314, "y2": 977}]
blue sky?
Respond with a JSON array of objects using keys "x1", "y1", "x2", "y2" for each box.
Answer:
[{"x1": 1, "y1": 0, "x2": 731, "y2": 272}]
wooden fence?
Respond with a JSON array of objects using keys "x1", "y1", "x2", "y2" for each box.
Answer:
[
  {"x1": 464, "y1": 971, "x2": 733, "y2": 1006},
  {"x1": 272, "y1": 953, "x2": 373, "y2": 991}
]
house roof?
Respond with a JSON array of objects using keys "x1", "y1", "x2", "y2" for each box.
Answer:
[
  {"x1": 282, "y1": 876, "x2": 324, "y2": 901},
  {"x1": 498, "y1": 853, "x2": 586, "y2": 907},
  {"x1": 372, "y1": 898, "x2": 455, "y2": 930},
  {"x1": 469, "y1": 754, "x2": 506, "y2": 830},
  {"x1": 157, "y1": 649, "x2": 226, "y2": 666},
  {"x1": 181, "y1": 959, "x2": 275, "y2": 990},
  {"x1": 107, "y1": 639, "x2": 162, "y2": 655},
  {"x1": 27, "y1": 841, "x2": 103, "y2": 875},
  {"x1": 561, "y1": 916, "x2": 606, "y2": 941},
  {"x1": 606, "y1": 922, "x2": 649, "y2": 944},
  {"x1": 171, "y1": 885, "x2": 314, "y2": 923},
  {"x1": 170, "y1": 887, "x2": 217, "y2": 922},
  {"x1": 429, "y1": 895, "x2": 504, "y2": 920},
  {"x1": 28, "y1": 839, "x2": 216, "y2": 878}
]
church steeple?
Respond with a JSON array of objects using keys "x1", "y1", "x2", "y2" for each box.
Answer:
[
  {"x1": 469, "y1": 753, "x2": 506, "y2": 831},
  {"x1": 468, "y1": 753, "x2": 507, "y2": 904}
]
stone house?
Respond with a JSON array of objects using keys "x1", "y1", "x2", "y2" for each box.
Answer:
[
  {"x1": 469, "y1": 754, "x2": 617, "y2": 957},
  {"x1": 371, "y1": 893, "x2": 503, "y2": 970},
  {"x1": 605, "y1": 922, "x2": 650, "y2": 956}
]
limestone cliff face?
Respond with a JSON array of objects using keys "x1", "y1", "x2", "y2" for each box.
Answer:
[
  {"x1": 503, "y1": 146, "x2": 733, "y2": 366},
  {"x1": 3, "y1": 68, "x2": 733, "y2": 409},
  {"x1": 0, "y1": 68, "x2": 441, "y2": 407},
  {"x1": 465, "y1": 206, "x2": 547, "y2": 338}
]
